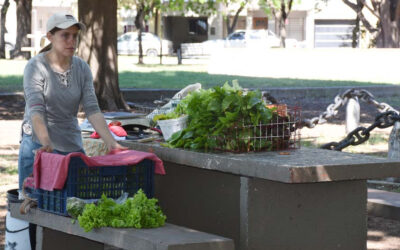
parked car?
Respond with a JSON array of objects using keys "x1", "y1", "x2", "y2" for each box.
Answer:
[
  {"x1": 117, "y1": 32, "x2": 173, "y2": 57},
  {"x1": 201, "y1": 29, "x2": 298, "y2": 53},
  {"x1": 226, "y1": 29, "x2": 300, "y2": 48},
  {"x1": 226, "y1": 29, "x2": 279, "y2": 48}
]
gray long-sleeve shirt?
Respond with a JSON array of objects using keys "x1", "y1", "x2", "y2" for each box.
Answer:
[{"x1": 23, "y1": 52, "x2": 101, "y2": 152}]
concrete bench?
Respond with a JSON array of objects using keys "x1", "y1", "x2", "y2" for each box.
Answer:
[
  {"x1": 368, "y1": 188, "x2": 400, "y2": 221},
  {"x1": 9, "y1": 202, "x2": 234, "y2": 250}
]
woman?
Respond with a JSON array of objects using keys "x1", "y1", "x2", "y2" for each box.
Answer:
[{"x1": 18, "y1": 12, "x2": 126, "y2": 193}]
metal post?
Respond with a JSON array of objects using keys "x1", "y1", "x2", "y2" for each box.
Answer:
[
  {"x1": 177, "y1": 46, "x2": 182, "y2": 65},
  {"x1": 345, "y1": 97, "x2": 360, "y2": 134},
  {"x1": 388, "y1": 121, "x2": 400, "y2": 159}
]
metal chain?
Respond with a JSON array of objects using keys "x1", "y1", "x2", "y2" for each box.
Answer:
[
  {"x1": 320, "y1": 111, "x2": 400, "y2": 151},
  {"x1": 297, "y1": 88, "x2": 399, "y2": 129}
]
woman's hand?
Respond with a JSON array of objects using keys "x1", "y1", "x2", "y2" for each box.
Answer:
[
  {"x1": 34, "y1": 144, "x2": 53, "y2": 157},
  {"x1": 87, "y1": 113, "x2": 129, "y2": 153},
  {"x1": 39, "y1": 145, "x2": 53, "y2": 153},
  {"x1": 106, "y1": 141, "x2": 128, "y2": 153}
]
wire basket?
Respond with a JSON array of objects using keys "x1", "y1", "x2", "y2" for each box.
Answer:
[{"x1": 213, "y1": 105, "x2": 301, "y2": 153}]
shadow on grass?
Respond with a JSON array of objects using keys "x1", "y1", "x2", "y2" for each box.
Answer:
[
  {"x1": 118, "y1": 71, "x2": 392, "y2": 89},
  {"x1": 368, "y1": 216, "x2": 400, "y2": 239}
]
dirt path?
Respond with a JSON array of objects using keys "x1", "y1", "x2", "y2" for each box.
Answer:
[{"x1": 1, "y1": 102, "x2": 400, "y2": 249}]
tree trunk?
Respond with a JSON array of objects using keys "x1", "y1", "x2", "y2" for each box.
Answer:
[
  {"x1": 279, "y1": 19, "x2": 286, "y2": 48},
  {"x1": 226, "y1": 17, "x2": 231, "y2": 36},
  {"x1": 342, "y1": 0, "x2": 399, "y2": 48},
  {"x1": 154, "y1": 8, "x2": 163, "y2": 65},
  {"x1": 78, "y1": 0, "x2": 129, "y2": 111},
  {"x1": 376, "y1": 0, "x2": 400, "y2": 48},
  {"x1": 352, "y1": 15, "x2": 360, "y2": 48},
  {"x1": 11, "y1": 0, "x2": 31, "y2": 59},
  {"x1": 226, "y1": 3, "x2": 246, "y2": 36},
  {"x1": 0, "y1": 0, "x2": 10, "y2": 59},
  {"x1": 135, "y1": 7, "x2": 145, "y2": 64}
]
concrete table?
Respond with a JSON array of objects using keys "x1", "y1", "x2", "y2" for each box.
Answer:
[{"x1": 111, "y1": 140, "x2": 400, "y2": 250}]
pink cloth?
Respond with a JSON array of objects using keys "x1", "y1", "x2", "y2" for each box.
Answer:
[
  {"x1": 33, "y1": 149, "x2": 165, "y2": 191},
  {"x1": 90, "y1": 121, "x2": 128, "y2": 139}
]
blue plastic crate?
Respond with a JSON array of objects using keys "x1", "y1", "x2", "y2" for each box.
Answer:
[{"x1": 35, "y1": 157, "x2": 154, "y2": 216}]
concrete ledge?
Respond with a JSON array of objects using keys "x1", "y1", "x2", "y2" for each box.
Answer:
[
  {"x1": 121, "y1": 88, "x2": 179, "y2": 104},
  {"x1": 9, "y1": 203, "x2": 234, "y2": 250},
  {"x1": 368, "y1": 188, "x2": 400, "y2": 221}
]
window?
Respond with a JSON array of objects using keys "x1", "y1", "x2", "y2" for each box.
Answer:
[
  {"x1": 189, "y1": 18, "x2": 208, "y2": 36},
  {"x1": 210, "y1": 27, "x2": 216, "y2": 35}
]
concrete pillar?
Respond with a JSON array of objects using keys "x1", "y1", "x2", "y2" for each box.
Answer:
[
  {"x1": 388, "y1": 121, "x2": 400, "y2": 159},
  {"x1": 36, "y1": 226, "x2": 43, "y2": 250},
  {"x1": 304, "y1": 9, "x2": 315, "y2": 48},
  {"x1": 346, "y1": 97, "x2": 360, "y2": 134},
  {"x1": 246, "y1": 15, "x2": 253, "y2": 30}
]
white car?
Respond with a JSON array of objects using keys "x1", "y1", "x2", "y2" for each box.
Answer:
[
  {"x1": 202, "y1": 29, "x2": 298, "y2": 52},
  {"x1": 225, "y1": 29, "x2": 297, "y2": 48},
  {"x1": 117, "y1": 32, "x2": 173, "y2": 57}
]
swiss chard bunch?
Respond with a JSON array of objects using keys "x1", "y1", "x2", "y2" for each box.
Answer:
[
  {"x1": 166, "y1": 81, "x2": 274, "y2": 152},
  {"x1": 77, "y1": 190, "x2": 166, "y2": 232}
]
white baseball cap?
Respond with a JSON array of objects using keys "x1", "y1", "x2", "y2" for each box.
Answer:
[{"x1": 46, "y1": 12, "x2": 86, "y2": 33}]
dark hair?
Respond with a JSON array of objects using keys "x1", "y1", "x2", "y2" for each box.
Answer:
[{"x1": 39, "y1": 24, "x2": 80, "y2": 54}]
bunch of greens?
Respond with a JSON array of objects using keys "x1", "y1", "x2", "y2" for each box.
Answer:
[
  {"x1": 166, "y1": 81, "x2": 275, "y2": 152},
  {"x1": 77, "y1": 189, "x2": 166, "y2": 232},
  {"x1": 66, "y1": 197, "x2": 87, "y2": 219},
  {"x1": 153, "y1": 112, "x2": 181, "y2": 122}
]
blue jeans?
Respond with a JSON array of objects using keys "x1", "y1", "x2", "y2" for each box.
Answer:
[{"x1": 18, "y1": 133, "x2": 84, "y2": 191}]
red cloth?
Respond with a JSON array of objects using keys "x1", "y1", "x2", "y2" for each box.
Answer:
[
  {"x1": 33, "y1": 149, "x2": 165, "y2": 191},
  {"x1": 90, "y1": 121, "x2": 127, "y2": 139}
]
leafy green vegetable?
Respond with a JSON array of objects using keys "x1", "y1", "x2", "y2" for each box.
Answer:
[
  {"x1": 77, "y1": 190, "x2": 166, "y2": 232},
  {"x1": 153, "y1": 112, "x2": 181, "y2": 122},
  {"x1": 165, "y1": 81, "x2": 276, "y2": 152},
  {"x1": 66, "y1": 197, "x2": 86, "y2": 219}
]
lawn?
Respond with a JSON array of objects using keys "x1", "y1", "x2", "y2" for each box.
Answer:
[{"x1": 0, "y1": 55, "x2": 394, "y2": 93}]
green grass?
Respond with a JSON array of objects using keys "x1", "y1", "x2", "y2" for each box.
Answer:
[
  {"x1": 0, "y1": 166, "x2": 18, "y2": 175},
  {"x1": 0, "y1": 75, "x2": 23, "y2": 92},
  {"x1": 0, "y1": 56, "x2": 394, "y2": 93}
]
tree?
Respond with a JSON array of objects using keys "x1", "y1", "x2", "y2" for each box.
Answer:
[
  {"x1": 220, "y1": 0, "x2": 250, "y2": 35},
  {"x1": 120, "y1": 0, "x2": 162, "y2": 64},
  {"x1": 0, "y1": 0, "x2": 10, "y2": 58},
  {"x1": 78, "y1": 0, "x2": 129, "y2": 111},
  {"x1": 259, "y1": 0, "x2": 294, "y2": 48},
  {"x1": 10, "y1": 0, "x2": 31, "y2": 59},
  {"x1": 342, "y1": 0, "x2": 400, "y2": 48}
]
